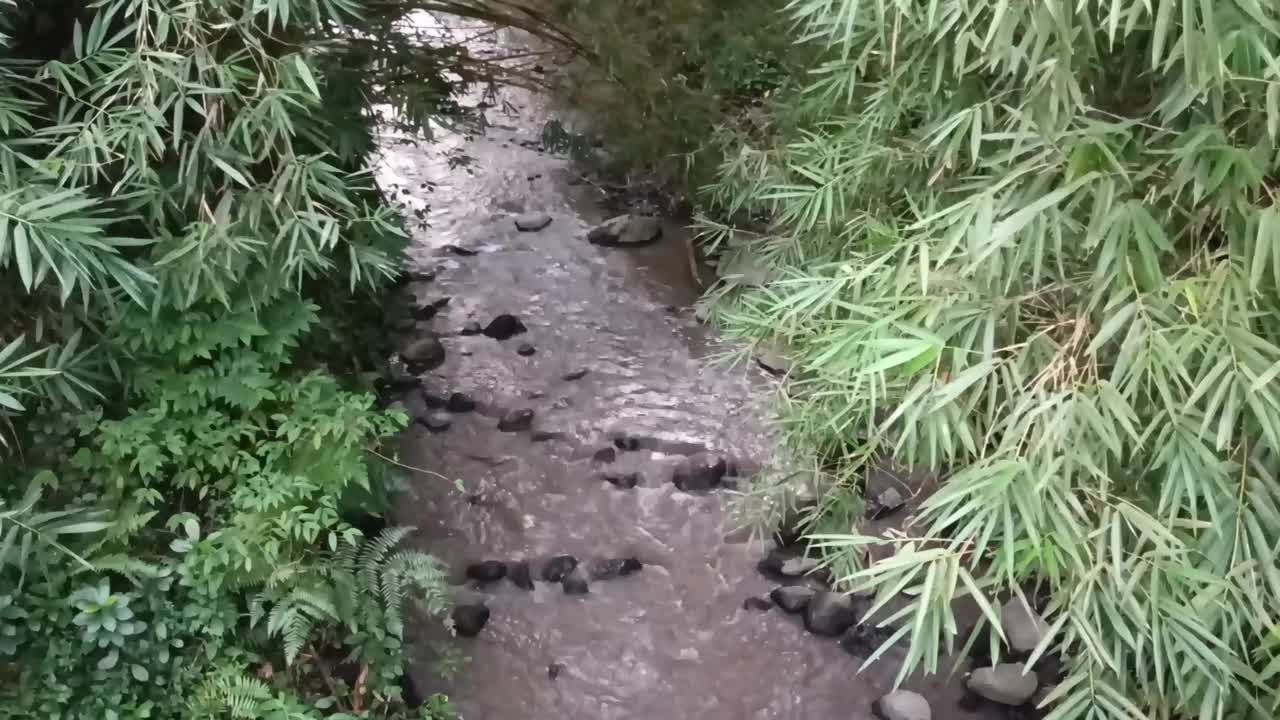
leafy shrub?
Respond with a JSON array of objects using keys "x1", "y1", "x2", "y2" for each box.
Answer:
[{"x1": 700, "y1": 0, "x2": 1280, "y2": 718}]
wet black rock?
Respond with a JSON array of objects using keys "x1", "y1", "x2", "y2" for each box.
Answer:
[
  {"x1": 592, "y1": 447, "x2": 617, "y2": 463},
  {"x1": 516, "y1": 342, "x2": 537, "y2": 356},
  {"x1": 498, "y1": 408, "x2": 535, "y2": 432},
  {"x1": 422, "y1": 411, "x2": 453, "y2": 433},
  {"x1": 483, "y1": 314, "x2": 528, "y2": 340},
  {"x1": 602, "y1": 472, "x2": 640, "y2": 489},
  {"x1": 421, "y1": 390, "x2": 449, "y2": 408},
  {"x1": 531, "y1": 430, "x2": 564, "y2": 442},
  {"x1": 401, "y1": 336, "x2": 445, "y2": 372},
  {"x1": 587, "y1": 214, "x2": 663, "y2": 247},
  {"x1": 743, "y1": 596, "x2": 774, "y2": 612},
  {"x1": 541, "y1": 555, "x2": 578, "y2": 582},
  {"x1": 441, "y1": 244, "x2": 478, "y2": 256},
  {"x1": 561, "y1": 567, "x2": 590, "y2": 595},
  {"x1": 465, "y1": 560, "x2": 508, "y2": 583},
  {"x1": 613, "y1": 436, "x2": 640, "y2": 451},
  {"x1": 408, "y1": 268, "x2": 436, "y2": 282},
  {"x1": 672, "y1": 453, "x2": 728, "y2": 491},
  {"x1": 412, "y1": 304, "x2": 439, "y2": 320},
  {"x1": 840, "y1": 623, "x2": 876, "y2": 657},
  {"x1": 430, "y1": 296, "x2": 452, "y2": 309},
  {"x1": 451, "y1": 604, "x2": 490, "y2": 637},
  {"x1": 770, "y1": 585, "x2": 815, "y2": 613},
  {"x1": 804, "y1": 591, "x2": 860, "y2": 637},
  {"x1": 460, "y1": 321, "x2": 483, "y2": 336},
  {"x1": 562, "y1": 367, "x2": 589, "y2": 381},
  {"x1": 868, "y1": 486, "x2": 906, "y2": 519},
  {"x1": 507, "y1": 560, "x2": 534, "y2": 590},
  {"x1": 588, "y1": 557, "x2": 643, "y2": 580},
  {"x1": 447, "y1": 392, "x2": 477, "y2": 413},
  {"x1": 514, "y1": 212, "x2": 553, "y2": 231},
  {"x1": 547, "y1": 663, "x2": 563, "y2": 680}
]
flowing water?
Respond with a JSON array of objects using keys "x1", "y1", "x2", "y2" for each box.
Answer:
[{"x1": 376, "y1": 17, "x2": 999, "y2": 720}]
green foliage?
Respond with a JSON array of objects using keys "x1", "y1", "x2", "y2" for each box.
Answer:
[
  {"x1": 699, "y1": 0, "x2": 1280, "y2": 718},
  {"x1": 545, "y1": 0, "x2": 797, "y2": 186},
  {"x1": 0, "y1": 0, "x2": 481, "y2": 717}
]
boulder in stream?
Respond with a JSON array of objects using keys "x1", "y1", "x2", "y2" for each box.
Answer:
[
  {"x1": 541, "y1": 555, "x2": 578, "y2": 582},
  {"x1": 1001, "y1": 596, "x2": 1051, "y2": 655},
  {"x1": 465, "y1": 560, "x2": 507, "y2": 583},
  {"x1": 587, "y1": 214, "x2": 663, "y2": 247},
  {"x1": 514, "y1": 212, "x2": 553, "y2": 231},
  {"x1": 588, "y1": 557, "x2": 642, "y2": 580},
  {"x1": 803, "y1": 591, "x2": 860, "y2": 637},
  {"x1": 401, "y1": 335, "x2": 445, "y2": 372},
  {"x1": 770, "y1": 585, "x2": 814, "y2": 613},
  {"x1": 498, "y1": 408, "x2": 535, "y2": 432},
  {"x1": 447, "y1": 392, "x2": 477, "y2": 413},
  {"x1": 873, "y1": 690, "x2": 932, "y2": 720},
  {"x1": 451, "y1": 604, "x2": 490, "y2": 637},
  {"x1": 592, "y1": 447, "x2": 617, "y2": 463},
  {"x1": 507, "y1": 560, "x2": 534, "y2": 590},
  {"x1": 561, "y1": 567, "x2": 590, "y2": 595},
  {"x1": 602, "y1": 471, "x2": 640, "y2": 489},
  {"x1": 672, "y1": 453, "x2": 728, "y2": 491},
  {"x1": 967, "y1": 664, "x2": 1039, "y2": 706},
  {"x1": 483, "y1": 314, "x2": 527, "y2": 340}
]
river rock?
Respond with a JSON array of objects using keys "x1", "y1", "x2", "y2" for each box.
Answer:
[
  {"x1": 1001, "y1": 597, "x2": 1051, "y2": 654},
  {"x1": 401, "y1": 336, "x2": 445, "y2": 372},
  {"x1": 743, "y1": 596, "x2": 774, "y2": 612},
  {"x1": 413, "y1": 303, "x2": 439, "y2": 320},
  {"x1": 672, "y1": 453, "x2": 728, "y2": 491},
  {"x1": 967, "y1": 664, "x2": 1038, "y2": 706},
  {"x1": 451, "y1": 604, "x2": 490, "y2": 637},
  {"x1": 440, "y1": 244, "x2": 478, "y2": 256},
  {"x1": 587, "y1": 214, "x2": 662, "y2": 247},
  {"x1": 541, "y1": 555, "x2": 578, "y2": 582},
  {"x1": 873, "y1": 690, "x2": 931, "y2": 720},
  {"x1": 804, "y1": 591, "x2": 859, "y2": 636},
  {"x1": 483, "y1": 314, "x2": 527, "y2": 340},
  {"x1": 770, "y1": 585, "x2": 814, "y2": 613},
  {"x1": 517, "y1": 342, "x2": 537, "y2": 356},
  {"x1": 561, "y1": 567, "x2": 590, "y2": 595},
  {"x1": 447, "y1": 392, "x2": 476, "y2": 413},
  {"x1": 465, "y1": 560, "x2": 507, "y2": 583},
  {"x1": 592, "y1": 447, "x2": 616, "y2": 463},
  {"x1": 868, "y1": 486, "x2": 906, "y2": 519},
  {"x1": 460, "y1": 321, "x2": 483, "y2": 336},
  {"x1": 562, "y1": 367, "x2": 589, "y2": 381},
  {"x1": 780, "y1": 556, "x2": 822, "y2": 577},
  {"x1": 841, "y1": 622, "x2": 897, "y2": 658},
  {"x1": 588, "y1": 557, "x2": 642, "y2": 580},
  {"x1": 507, "y1": 560, "x2": 534, "y2": 590},
  {"x1": 421, "y1": 390, "x2": 448, "y2": 408},
  {"x1": 756, "y1": 346, "x2": 792, "y2": 375},
  {"x1": 498, "y1": 408, "x2": 534, "y2": 432},
  {"x1": 422, "y1": 411, "x2": 452, "y2": 432},
  {"x1": 514, "y1": 212, "x2": 552, "y2": 231},
  {"x1": 613, "y1": 436, "x2": 640, "y2": 451},
  {"x1": 602, "y1": 471, "x2": 640, "y2": 489}
]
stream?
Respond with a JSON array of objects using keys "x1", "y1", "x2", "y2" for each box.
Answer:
[{"x1": 375, "y1": 16, "x2": 1001, "y2": 720}]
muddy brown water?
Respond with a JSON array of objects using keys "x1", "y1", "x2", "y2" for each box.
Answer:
[{"x1": 376, "y1": 18, "x2": 1000, "y2": 720}]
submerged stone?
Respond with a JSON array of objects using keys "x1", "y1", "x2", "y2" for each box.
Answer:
[
  {"x1": 514, "y1": 212, "x2": 553, "y2": 231},
  {"x1": 451, "y1": 604, "x2": 490, "y2": 637},
  {"x1": 483, "y1": 314, "x2": 527, "y2": 340},
  {"x1": 498, "y1": 408, "x2": 535, "y2": 432},
  {"x1": 541, "y1": 555, "x2": 578, "y2": 582}
]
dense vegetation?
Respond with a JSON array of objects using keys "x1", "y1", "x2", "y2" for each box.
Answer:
[
  {"x1": 0, "y1": 0, "x2": 512, "y2": 717},
  {"x1": 545, "y1": 0, "x2": 1280, "y2": 718},
  {"x1": 653, "y1": 0, "x2": 1280, "y2": 718}
]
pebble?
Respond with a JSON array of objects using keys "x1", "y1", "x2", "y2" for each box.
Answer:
[
  {"x1": 514, "y1": 212, "x2": 553, "y2": 231},
  {"x1": 562, "y1": 367, "x2": 589, "y2": 381},
  {"x1": 460, "y1": 321, "x2": 483, "y2": 336},
  {"x1": 587, "y1": 558, "x2": 642, "y2": 580},
  {"x1": 517, "y1": 342, "x2": 537, "y2": 356},
  {"x1": 602, "y1": 472, "x2": 640, "y2": 489},
  {"x1": 743, "y1": 596, "x2": 774, "y2": 612}
]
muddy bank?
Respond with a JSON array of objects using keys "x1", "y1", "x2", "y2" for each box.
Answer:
[{"x1": 374, "y1": 17, "x2": 1012, "y2": 720}]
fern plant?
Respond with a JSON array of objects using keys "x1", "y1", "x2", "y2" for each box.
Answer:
[{"x1": 699, "y1": 0, "x2": 1280, "y2": 718}]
